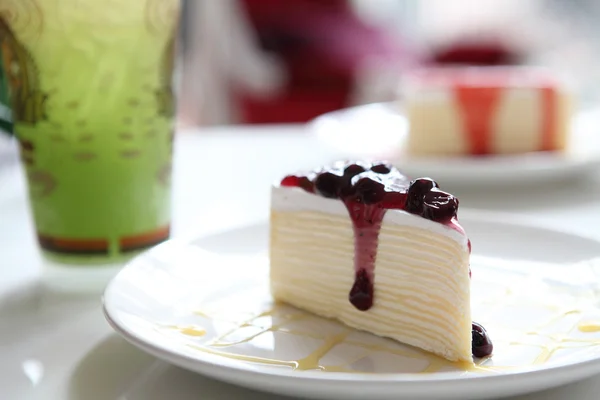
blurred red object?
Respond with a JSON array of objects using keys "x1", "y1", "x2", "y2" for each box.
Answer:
[
  {"x1": 430, "y1": 40, "x2": 521, "y2": 66},
  {"x1": 237, "y1": 0, "x2": 406, "y2": 124}
]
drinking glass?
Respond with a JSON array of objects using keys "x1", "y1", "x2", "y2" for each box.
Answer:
[{"x1": 0, "y1": 0, "x2": 180, "y2": 266}]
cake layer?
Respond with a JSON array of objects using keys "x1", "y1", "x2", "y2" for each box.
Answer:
[
  {"x1": 270, "y1": 186, "x2": 472, "y2": 362},
  {"x1": 403, "y1": 67, "x2": 572, "y2": 156}
]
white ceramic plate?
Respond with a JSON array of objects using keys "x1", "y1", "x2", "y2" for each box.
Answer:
[
  {"x1": 310, "y1": 103, "x2": 600, "y2": 185},
  {"x1": 104, "y1": 214, "x2": 600, "y2": 400}
]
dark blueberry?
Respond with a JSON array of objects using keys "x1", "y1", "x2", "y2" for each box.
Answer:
[
  {"x1": 344, "y1": 163, "x2": 367, "y2": 177},
  {"x1": 353, "y1": 176, "x2": 385, "y2": 205},
  {"x1": 422, "y1": 189, "x2": 458, "y2": 222},
  {"x1": 371, "y1": 163, "x2": 392, "y2": 174},
  {"x1": 405, "y1": 178, "x2": 438, "y2": 214},
  {"x1": 314, "y1": 172, "x2": 341, "y2": 198},
  {"x1": 472, "y1": 322, "x2": 493, "y2": 358},
  {"x1": 349, "y1": 269, "x2": 373, "y2": 311}
]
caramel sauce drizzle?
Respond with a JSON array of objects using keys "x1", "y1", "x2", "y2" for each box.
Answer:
[
  {"x1": 162, "y1": 306, "x2": 493, "y2": 373},
  {"x1": 507, "y1": 309, "x2": 600, "y2": 365},
  {"x1": 157, "y1": 258, "x2": 600, "y2": 375},
  {"x1": 164, "y1": 305, "x2": 600, "y2": 374}
]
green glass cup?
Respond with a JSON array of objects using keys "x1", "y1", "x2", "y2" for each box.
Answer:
[{"x1": 0, "y1": 0, "x2": 180, "y2": 265}]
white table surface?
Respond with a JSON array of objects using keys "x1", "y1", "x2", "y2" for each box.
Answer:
[{"x1": 2, "y1": 125, "x2": 600, "y2": 400}]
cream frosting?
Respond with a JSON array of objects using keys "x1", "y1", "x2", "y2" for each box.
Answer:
[{"x1": 271, "y1": 185, "x2": 469, "y2": 250}]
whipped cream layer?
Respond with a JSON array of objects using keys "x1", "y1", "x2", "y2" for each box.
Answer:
[
  {"x1": 272, "y1": 186, "x2": 469, "y2": 250},
  {"x1": 270, "y1": 186, "x2": 472, "y2": 362}
]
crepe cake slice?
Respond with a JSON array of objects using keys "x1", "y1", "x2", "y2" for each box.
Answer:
[{"x1": 270, "y1": 161, "x2": 493, "y2": 362}]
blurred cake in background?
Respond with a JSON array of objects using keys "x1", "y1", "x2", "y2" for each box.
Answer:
[
  {"x1": 429, "y1": 38, "x2": 523, "y2": 67},
  {"x1": 403, "y1": 67, "x2": 573, "y2": 157}
]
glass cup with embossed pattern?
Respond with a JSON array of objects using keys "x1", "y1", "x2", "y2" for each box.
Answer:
[{"x1": 0, "y1": 0, "x2": 179, "y2": 266}]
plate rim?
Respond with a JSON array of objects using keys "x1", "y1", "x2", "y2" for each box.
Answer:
[{"x1": 103, "y1": 213, "x2": 600, "y2": 391}]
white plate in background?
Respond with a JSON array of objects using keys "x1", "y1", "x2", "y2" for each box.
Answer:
[
  {"x1": 310, "y1": 102, "x2": 600, "y2": 185},
  {"x1": 104, "y1": 215, "x2": 600, "y2": 400}
]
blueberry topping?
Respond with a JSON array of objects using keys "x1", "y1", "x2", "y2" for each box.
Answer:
[
  {"x1": 472, "y1": 322, "x2": 493, "y2": 358},
  {"x1": 280, "y1": 175, "x2": 298, "y2": 187},
  {"x1": 338, "y1": 183, "x2": 357, "y2": 198},
  {"x1": 405, "y1": 178, "x2": 438, "y2": 214},
  {"x1": 349, "y1": 269, "x2": 373, "y2": 311},
  {"x1": 371, "y1": 163, "x2": 392, "y2": 174},
  {"x1": 298, "y1": 176, "x2": 315, "y2": 193},
  {"x1": 314, "y1": 172, "x2": 342, "y2": 198},
  {"x1": 344, "y1": 163, "x2": 367, "y2": 177},
  {"x1": 280, "y1": 175, "x2": 314, "y2": 193},
  {"x1": 422, "y1": 189, "x2": 458, "y2": 222},
  {"x1": 353, "y1": 175, "x2": 385, "y2": 204}
]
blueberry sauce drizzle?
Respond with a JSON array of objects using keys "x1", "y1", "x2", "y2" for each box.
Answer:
[{"x1": 281, "y1": 161, "x2": 492, "y2": 358}]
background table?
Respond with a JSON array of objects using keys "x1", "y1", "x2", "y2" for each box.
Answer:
[{"x1": 2, "y1": 125, "x2": 600, "y2": 400}]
